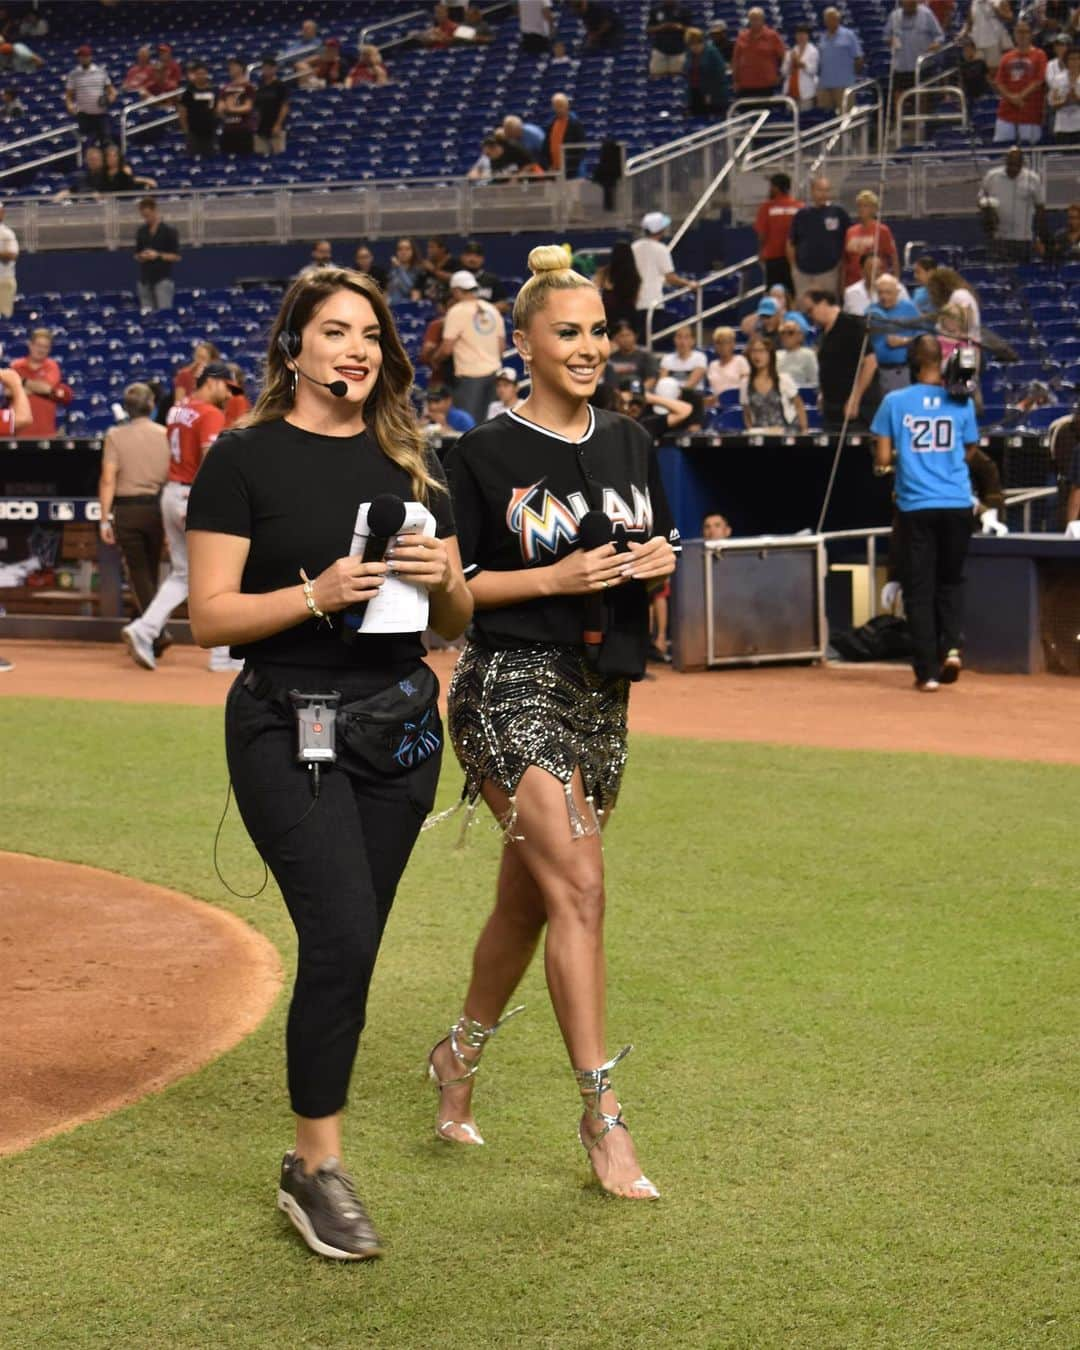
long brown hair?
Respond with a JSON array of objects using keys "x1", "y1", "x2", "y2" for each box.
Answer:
[
  {"x1": 242, "y1": 266, "x2": 442, "y2": 500},
  {"x1": 746, "y1": 334, "x2": 780, "y2": 388},
  {"x1": 926, "y1": 266, "x2": 977, "y2": 311}
]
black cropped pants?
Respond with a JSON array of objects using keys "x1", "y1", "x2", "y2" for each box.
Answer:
[{"x1": 225, "y1": 666, "x2": 441, "y2": 1119}]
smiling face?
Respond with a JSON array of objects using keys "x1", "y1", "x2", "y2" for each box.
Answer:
[
  {"x1": 674, "y1": 325, "x2": 694, "y2": 356},
  {"x1": 293, "y1": 288, "x2": 384, "y2": 410},
  {"x1": 29, "y1": 332, "x2": 51, "y2": 362},
  {"x1": 516, "y1": 285, "x2": 609, "y2": 403}
]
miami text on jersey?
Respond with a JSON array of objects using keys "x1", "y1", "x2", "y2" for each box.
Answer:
[{"x1": 506, "y1": 479, "x2": 655, "y2": 563}]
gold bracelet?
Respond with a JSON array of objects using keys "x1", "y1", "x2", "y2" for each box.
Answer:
[{"x1": 298, "y1": 568, "x2": 327, "y2": 621}]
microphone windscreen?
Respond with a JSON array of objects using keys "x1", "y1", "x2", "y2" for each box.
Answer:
[
  {"x1": 367, "y1": 493, "x2": 408, "y2": 538},
  {"x1": 327, "y1": 379, "x2": 349, "y2": 397},
  {"x1": 578, "y1": 509, "x2": 613, "y2": 550}
]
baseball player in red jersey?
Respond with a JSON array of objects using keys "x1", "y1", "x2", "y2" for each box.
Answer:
[{"x1": 121, "y1": 361, "x2": 239, "y2": 670}]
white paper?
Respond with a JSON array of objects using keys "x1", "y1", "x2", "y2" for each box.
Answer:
[{"x1": 347, "y1": 500, "x2": 435, "y2": 634}]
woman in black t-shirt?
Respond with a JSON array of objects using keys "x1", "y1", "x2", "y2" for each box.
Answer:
[
  {"x1": 428, "y1": 247, "x2": 680, "y2": 1200},
  {"x1": 186, "y1": 267, "x2": 471, "y2": 1260}
]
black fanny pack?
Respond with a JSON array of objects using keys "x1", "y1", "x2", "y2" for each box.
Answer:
[{"x1": 243, "y1": 665, "x2": 442, "y2": 778}]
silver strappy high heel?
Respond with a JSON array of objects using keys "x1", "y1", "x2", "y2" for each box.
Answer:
[
  {"x1": 427, "y1": 1005, "x2": 524, "y2": 1145},
  {"x1": 574, "y1": 1045, "x2": 659, "y2": 1199}
]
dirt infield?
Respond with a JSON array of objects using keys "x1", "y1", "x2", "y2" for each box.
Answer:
[
  {"x1": 0, "y1": 852, "x2": 282, "y2": 1156},
  {"x1": 3, "y1": 637, "x2": 1080, "y2": 763},
  {"x1": 1, "y1": 638, "x2": 1078, "y2": 1156}
]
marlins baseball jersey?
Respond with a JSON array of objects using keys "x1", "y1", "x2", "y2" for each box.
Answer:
[{"x1": 871, "y1": 382, "x2": 979, "y2": 513}]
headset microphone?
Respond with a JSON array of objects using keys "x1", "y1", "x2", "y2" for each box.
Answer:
[
  {"x1": 276, "y1": 319, "x2": 348, "y2": 397},
  {"x1": 295, "y1": 364, "x2": 348, "y2": 398},
  {"x1": 578, "y1": 509, "x2": 614, "y2": 659}
]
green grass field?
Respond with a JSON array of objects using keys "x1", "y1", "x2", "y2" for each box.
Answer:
[{"x1": 1, "y1": 696, "x2": 1078, "y2": 1349}]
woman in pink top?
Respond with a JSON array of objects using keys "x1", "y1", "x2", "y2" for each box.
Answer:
[{"x1": 842, "y1": 190, "x2": 898, "y2": 286}]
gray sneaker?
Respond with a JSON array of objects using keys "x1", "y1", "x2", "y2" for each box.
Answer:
[
  {"x1": 121, "y1": 623, "x2": 156, "y2": 670},
  {"x1": 277, "y1": 1151, "x2": 383, "y2": 1260}
]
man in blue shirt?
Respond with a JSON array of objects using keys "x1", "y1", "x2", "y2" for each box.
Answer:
[
  {"x1": 873, "y1": 335, "x2": 979, "y2": 690},
  {"x1": 883, "y1": 0, "x2": 943, "y2": 128},
  {"x1": 866, "y1": 273, "x2": 922, "y2": 394},
  {"x1": 817, "y1": 7, "x2": 864, "y2": 111}
]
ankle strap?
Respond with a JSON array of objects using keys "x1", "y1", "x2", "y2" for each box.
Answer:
[
  {"x1": 573, "y1": 1044, "x2": 633, "y2": 1116},
  {"x1": 452, "y1": 1003, "x2": 525, "y2": 1054}
]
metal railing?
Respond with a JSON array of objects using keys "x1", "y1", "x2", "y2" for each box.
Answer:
[
  {"x1": 669, "y1": 111, "x2": 768, "y2": 249},
  {"x1": 359, "y1": 9, "x2": 428, "y2": 48},
  {"x1": 644, "y1": 254, "x2": 764, "y2": 349},
  {"x1": 0, "y1": 122, "x2": 83, "y2": 186},
  {"x1": 119, "y1": 88, "x2": 181, "y2": 158},
  {"x1": 896, "y1": 84, "x2": 967, "y2": 149}
]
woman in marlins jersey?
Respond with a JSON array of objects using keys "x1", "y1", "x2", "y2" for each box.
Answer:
[{"x1": 427, "y1": 246, "x2": 680, "y2": 1199}]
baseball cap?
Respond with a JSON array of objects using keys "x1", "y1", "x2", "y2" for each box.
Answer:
[
  {"x1": 76, "y1": 43, "x2": 92, "y2": 55},
  {"x1": 781, "y1": 312, "x2": 811, "y2": 335},
  {"x1": 641, "y1": 211, "x2": 671, "y2": 235},
  {"x1": 757, "y1": 297, "x2": 780, "y2": 317},
  {"x1": 158, "y1": 43, "x2": 173, "y2": 53},
  {"x1": 199, "y1": 361, "x2": 243, "y2": 394},
  {"x1": 495, "y1": 366, "x2": 518, "y2": 383},
  {"x1": 449, "y1": 269, "x2": 479, "y2": 291}
]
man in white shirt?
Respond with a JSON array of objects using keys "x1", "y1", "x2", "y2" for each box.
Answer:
[
  {"x1": 980, "y1": 146, "x2": 1047, "y2": 260},
  {"x1": 658, "y1": 325, "x2": 707, "y2": 392},
  {"x1": 844, "y1": 253, "x2": 911, "y2": 316},
  {"x1": 518, "y1": 0, "x2": 554, "y2": 54},
  {"x1": 1047, "y1": 45, "x2": 1080, "y2": 146},
  {"x1": 0, "y1": 203, "x2": 18, "y2": 318},
  {"x1": 434, "y1": 270, "x2": 507, "y2": 422},
  {"x1": 631, "y1": 211, "x2": 700, "y2": 329},
  {"x1": 64, "y1": 43, "x2": 115, "y2": 145}
]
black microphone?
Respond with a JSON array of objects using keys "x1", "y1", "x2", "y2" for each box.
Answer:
[
  {"x1": 342, "y1": 494, "x2": 408, "y2": 640},
  {"x1": 295, "y1": 364, "x2": 348, "y2": 398},
  {"x1": 578, "y1": 509, "x2": 614, "y2": 655}
]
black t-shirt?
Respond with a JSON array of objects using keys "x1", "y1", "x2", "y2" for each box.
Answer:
[
  {"x1": 181, "y1": 84, "x2": 218, "y2": 136},
  {"x1": 818, "y1": 311, "x2": 867, "y2": 411},
  {"x1": 470, "y1": 268, "x2": 507, "y2": 305},
  {"x1": 135, "y1": 220, "x2": 180, "y2": 284},
  {"x1": 185, "y1": 418, "x2": 456, "y2": 671},
  {"x1": 649, "y1": 2, "x2": 690, "y2": 54},
  {"x1": 253, "y1": 78, "x2": 289, "y2": 135},
  {"x1": 445, "y1": 406, "x2": 680, "y2": 671}
]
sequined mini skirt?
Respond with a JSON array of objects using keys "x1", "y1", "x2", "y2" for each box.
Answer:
[{"x1": 445, "y1": 641, "x2": 630, "y2": 838}]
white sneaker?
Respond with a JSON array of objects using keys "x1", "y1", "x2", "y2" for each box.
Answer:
[
  {"x1": 915, "y1": 678, "x2": 940, "y2": 692},
  {"x1": 121, "y1": 623, "x2": 156, "y2": 670},
  {"x1": 208, "y1": 648, "x2": 244, "y2": 673}
]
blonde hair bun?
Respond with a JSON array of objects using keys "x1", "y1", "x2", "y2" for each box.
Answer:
[{"x1": 527, "y1": 244, "x2": 573, "y2": 276}]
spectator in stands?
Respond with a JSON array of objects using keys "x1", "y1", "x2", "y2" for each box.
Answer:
[
  {"x1": 754, "y1": 171, "x2": 802, "y2": 292},
  {"x1": 806, "y1": 289, "x2": 878, "y2": 429},
  {"x1": 251, "y1": 56, "x2": 289, "y2": 155},
  {"x1": 218, "y1": 57, "x2": 256, "y2": 156},
  {"x1": 706, "y1": 326, "x2": 750, "y2": 396},
  {"x1": 1047, "y1": 44, "x2": 1080, "y2": 145},
  {"x1": 469, "y1": 136, "x2": 508, "y2": 183},
  {"x1": 386, "y1": 236, "x2": 423, "y2": 304},
  {"x1": 776, "y1": 312, "x2": 819, "y2": 388},
  {"x1": 683, "y1": 25, "x2": 730, "y2": 117},
  {"x1": 279, "y1": 17, "x2": 320, "y2": 64},
  {"x1": 703, "y1": 512, "x2": 732, "y2": 540},
  {"x1": 741, "y1": 334, "x2": 807, "y2": 432},
  {"x1": 550, "y1": 39, "x2": 574, "y2": 66},
  {"x1": 958, "y1": 36, "x2": 991, "y2": 104},
  {"x1": 991, "y1": 19, "x2": 1047, "y2": 143},
  {"x1": 787, "y1": 176, "x2": 850, "y2": 305},
  {"x1": 123, "y1": 45, "x2": 156, "y2": 95},
  {"x1": 58, "y1": 143, "x2": 106, "y2": 197},
  {"x1": 616, "y1": 377, "x2": 694, "y2": 440},
  {"x1": 501, "y1": 113, "x2": 544, "y2": 161},
  {"x1": 604, "y1": 318, "x2": 659, "y2": 389},
  {"x1": 179, "y1": 62, "x2": 219, "y2": 157},
  {"x1": 883, "y1": 0, "x2": 943, "y2": 120},
  {"x1": 422, "y1": 383, "x2": 475, "y2": 440},
  {"x1": 928, "y1": 0, "x2": 956, "y2": 33},
  {"x1": 632, "y1": 211, "x2": 699, "y2": 329},
  {"x1": 459, "y1": 240, "x2": 509, "y2": 312},
  {"x1": 740, "y1": 293, "x2": 786, "y2": 340},
  {"x1": 434, "y1": 270, "x2": 506, "y2": 423},
  {"x1": 0, "y1": 39, "x2": 43, "y2": 74},
  {"x1": 0, "y1": 200, "x2": 16, "y2": 317},
  {"x1": 298, "y1": 240, "x2": 334, "y2": 277},
  {"x1": 709, "y1": 21, "x2": 734, "y2": 63},
  {"x1": 910, "y1": 253, "x2": 937, "y2": 313},
  {"x1": 963, "y1": 0, "x2": 1013, "y2": 74},
  {"x1": 149, "y1": 43, "x2": 183, "y2": 100},
  {"x1": 419, "y1": 235, "x2": 459, "y2": 303},
  {"x1": 647, "y1": 1, "x2": 691, "y2": 78},
  {"x1": 846, "y1": 252, "x2": 911, "y2": 317},
  {"x1": 65, "y1": 43, "x2": 115, "y2": 146},
  {"x1": 134, "y1": 196, "x2": 181, "y2": 311},
  {"x1": 595, "y1": 241, "x2": 641, "y2": 329},
  {"x1": 816, "y1": 7, "x2": 864, "y2": 110},
  {"x1": 419, "y1": 298, "x2": 451, "y2": 385},
  {"x1": 542, "y1": 92, "x2": 586, "y2": 177},
  {"x1": 102, "y1": 143, "x2": 156, "y2": 192},
  {"x1": 174, "y1": 339, "x2": 221, "y2": 403},
  {"x1": 732, "y1": 8, "x2": 786, "y2": 101},
  {"x1": 659, "y1": 324, "x2": 707, "y2": 394},
  {"x1": 866, "y1": 274, "x2": 920, "y2": 393},
  {"x1": 782, "y1": 23, "x2": 819, "y2": 110},
  {"x1": 352, "y1": 242, "x2": 387, "y2": 290},
  {"x1": 19, "y1": 11, "x2": 47, "y2": 39},
  {"x1": 12, "y1": 329, "x2": 73, "y2": 438},
  {"x1": 97, "y1": 382, "x2": 170, "y2": 641},
  {"x1": 461, "y1": 4, "x2": 495, "y2": 44},
  {"x1": 1052, "y1": 201, "x2": 1080, "y2": 258},
  {"x1": 979, "y1": 146, "x2": 1047, "y2": 260},
  {"x1": 518, "y1": 0, "x2": 555, "y2": 55},
  {"x1": 572, "y1": 1, "x2": 621, "y2": 52},
  {"x1": 301, "y1": 37, "x2": 344, "y2": 89},
  {"x1": 486, "y1": 366, "x2": 521, "y2": 419},
  {"x1": 843, "y1": 189, "x2": 899, "y2": 287},
  {"x1": 926, "y1": 265, "x2": 981, "y2": 343},
  {"x1": 223, "y1": 363, "x2": 251, "y2": 427},
  {"x1": 1046, "y1": 32, "x2": 1071, "y2": 82},
  {"x1": 0, "y1": 86, "x2": 24, "y2": 120},
  {"x1": 346, "y1": 44, "x2": 390, "y2": 87}
]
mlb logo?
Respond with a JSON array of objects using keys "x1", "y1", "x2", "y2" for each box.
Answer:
[{"x1": 49, "y1": 501, "x2": 75, "y2": 521}]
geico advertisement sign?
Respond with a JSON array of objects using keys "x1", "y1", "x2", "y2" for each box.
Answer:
[
  {"x1": 0, "y1": 501, "x2": 100, "y2": 522},
  {"x1": 0, "y1": 500, "x2": 39, "y2": 520}
]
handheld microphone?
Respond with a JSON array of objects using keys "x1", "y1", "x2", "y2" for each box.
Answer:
[
  {"x1": 578, "y1": 509, "x2": 614, "y2": 655},
  {"x1": 343, "y1": 494, "x2": 408, "y2": 642},
  {"x1": 295, "y1": 364, "x2": 348, "y2": 398}
]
